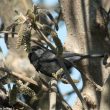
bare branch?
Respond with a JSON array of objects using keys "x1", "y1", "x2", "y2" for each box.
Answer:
[
  {"x1": 84, "y1": 74, "x2": 102, "y2": 91},
  {"x1": 0, "y1": 66, "x2": 48, "y2": 92},
  {"x1": 57, "y1": 57, "x2": 88, "y2": 110},
  {"x1": 15, "y1": 99, "x2": 33, "y2": 110},
  {"x1": 58, "y1": 92, "x2": 73, "y2": 110},
  {"x1": 49, "y1": 79, "x2": 57, "y2": 110},
  {"x1": 0, "y1": 31, "x2": 17, "y2": 34},
  {"x1": 100, "y1": 74, "x2": 110, "y2": 110}
]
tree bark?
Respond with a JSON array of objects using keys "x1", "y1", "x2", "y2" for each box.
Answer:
[{"x1": 60, "y1": 0, "x2": 110, "y2": 109}]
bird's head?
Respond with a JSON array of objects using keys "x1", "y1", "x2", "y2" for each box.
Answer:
[{"x1": 28, "y1": 46, "x2": 44, "y2": 63}]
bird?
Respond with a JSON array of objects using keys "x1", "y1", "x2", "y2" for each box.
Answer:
[
  {"x1": 28, "y1": 45, "x2": 68, "y2": 77},
  {"x1": 28, "y1": 45, "x2": 105, "y2": 78}
]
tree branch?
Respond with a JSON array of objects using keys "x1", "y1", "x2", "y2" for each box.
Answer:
[
  {"x1": 0, "y1": 66, "x2": 48, "y2": 92},
  {"x1": 49, "y1": 79, "x2": 57, "y2": 110},
  {"x1": 57, "y1": 57, "x2": 88, "y2": 110}
]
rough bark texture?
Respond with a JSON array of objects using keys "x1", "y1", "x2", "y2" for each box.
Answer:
[{"x1": 60, "y1": 0, "x2": 110, "y2": 109}]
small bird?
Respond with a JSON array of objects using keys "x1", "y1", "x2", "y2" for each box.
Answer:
[
  {"x1": 28, "y1": 46, "x2": 68, "y2": 77},
  {"x1": 28, "y1": 46, "x2": 104, "y2": 78}
]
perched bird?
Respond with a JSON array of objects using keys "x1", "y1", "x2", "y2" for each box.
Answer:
[
  {"x1": 28, "y1": 46, "x2": 104, "y2": 78},
  {"x1": 28, "y1": 46, "x2": 67, "y2": 77}
]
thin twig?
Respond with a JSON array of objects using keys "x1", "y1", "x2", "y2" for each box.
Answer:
[
  {"x1": 0, "y1": 66, "x2": 48, "y2": 92},
  {"x1": 58, "y1": 92, "x2": 73, "y2": 110},
  {"x1": 15, "y1": 99, "x2": 33, "y2": 110},
  {"x1": 63, "y1": 90, "x2": 75, "y2": 96},
  {"x1": 84, "y1": 74, "x2": 102, "y2": 91},
  {"x1": 0, "y1": 31, "x2": 17, "y2": 34},
  {"x1": 0, "y1": 26, "x2": 57, "y2": 53},
  {"x1": 57, "y1": 57, "x2": 88, "y2": 110},
  {"x1": 33, "y1": 24, "x2": 57, "y2": 53},
  {"x1": 0, "y1": 89, "x2": 33, "y2": 109},
  {"x1": 0, "y1": 26, "x2": 56, "y2": 53}
]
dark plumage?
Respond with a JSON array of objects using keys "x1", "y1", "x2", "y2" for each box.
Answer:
[
  {"x1": 28, "y1": 46, "x2": 104, "y2": 77},
  {"x1": 28, "y1": 46, "x2": 72, "y2": 77}
]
